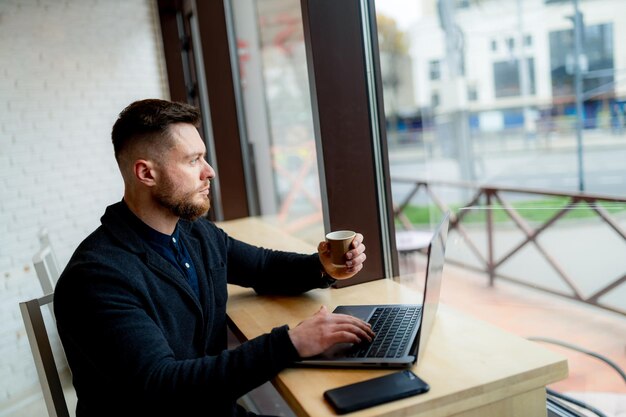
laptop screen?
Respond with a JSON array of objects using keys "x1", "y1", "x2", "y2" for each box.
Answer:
[{"x1": 416, "y1": 212, "x2": 450, "y2": 362}]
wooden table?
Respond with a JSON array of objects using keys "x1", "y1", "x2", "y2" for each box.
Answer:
[{"x1": 218, "y1": 217, "x2": 569, "y2": 417}]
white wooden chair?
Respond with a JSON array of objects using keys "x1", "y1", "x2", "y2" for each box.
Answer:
[
  {"x1": 32, "y1": 228, "x2": 60, "y2": 296},
  {"x1": 20, "y1": 294, "x2": 71, "y2": 417},
  {"x1": 21, "y1": 228, "x2": 72, "y2": 416}
]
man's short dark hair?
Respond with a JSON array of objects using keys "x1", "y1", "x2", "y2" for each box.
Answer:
[{"x1": 111, "y1": 99, "x2": 201, "y2": 162}]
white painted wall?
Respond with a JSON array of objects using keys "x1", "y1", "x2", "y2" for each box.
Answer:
[{"x1": 0, "y1": 0, "x2": 168, "y2": 410}]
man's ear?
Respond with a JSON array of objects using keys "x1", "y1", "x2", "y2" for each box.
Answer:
[{"x1": 134, "y1": 159, "x2": 157, "y2": 186}]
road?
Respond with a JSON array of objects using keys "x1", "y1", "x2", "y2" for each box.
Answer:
[{"x1": 388, "y1": 132, "x2": 626, "y2": 203}]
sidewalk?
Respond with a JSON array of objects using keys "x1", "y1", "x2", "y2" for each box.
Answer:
[{"x1": 388, "y1": 129, "x2": 626, "y2": 162}]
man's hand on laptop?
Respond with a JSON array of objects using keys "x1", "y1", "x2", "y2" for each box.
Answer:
[
  {"x1": 288, "y1": 306, "x2": 375, "y2": 358},
  {"x1": 318, "y1": 233, "x2": 367, "y2": 280}
]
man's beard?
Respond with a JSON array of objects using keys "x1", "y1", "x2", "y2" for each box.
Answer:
[{"x1": 155, "y1": 177, "x2": 210, "y2": 221}]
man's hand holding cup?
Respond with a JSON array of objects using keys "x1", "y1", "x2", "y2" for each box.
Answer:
[{"x1": 318, "y1": 231, "x2": 366, "y2": 280}]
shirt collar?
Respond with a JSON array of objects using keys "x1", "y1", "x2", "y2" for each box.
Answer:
[{"x1": 120, "y1": 200, "x2": 180, "y2": 247}]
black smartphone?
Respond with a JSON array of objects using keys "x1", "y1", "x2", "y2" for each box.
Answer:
[{"x1": 323, "y1": 370, "x2": 430, "y2": 414}]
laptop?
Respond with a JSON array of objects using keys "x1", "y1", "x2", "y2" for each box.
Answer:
[{"x1": 298, "y1": 211, "x2": 450, "y2": 368}]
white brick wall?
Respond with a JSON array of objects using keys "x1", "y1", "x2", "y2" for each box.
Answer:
[{"x1": 0, "y1": 0, "x2": 169, "y2": 409}]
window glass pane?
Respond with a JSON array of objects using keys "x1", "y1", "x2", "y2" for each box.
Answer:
[
  {"x1": 468, "y1": 86, "x2": 478, "y2": 101},
  {"x1": 494, "y1": 60, "x2": 521, "y2": 97},
  {"x1": 494, "y1": 58, "x2": 535, "y2": 98},
  {"x1": 229, "y1": 0, "x2": 323, "y2": 244},
  {"x1": 429, "y1": 60, "x2": 441, "y2": 80},
  {"x1": 374, "y1": 0, "x2": 625, "y2": 406},
  {"x1": 524, "y1": 34, "x2": 532, "y2": 46},
  {"x1": 506, "y1": 37, "x2": 515, "y2": 51},
  {"x1": 550, "y1": 23, "x2": 614, "y2": 99}
]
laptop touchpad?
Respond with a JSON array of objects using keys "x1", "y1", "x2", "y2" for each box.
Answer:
[
  {"x1": 312, "y1": 342, "x2": 355, "y2": 359},
  {"x1": 333, "y1": 305, "x2": 373, "y2": 322}
]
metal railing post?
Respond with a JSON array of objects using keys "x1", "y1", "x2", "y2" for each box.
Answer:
[{"x1": 485, "y1": 189, "x2": 495, "y2": 286}]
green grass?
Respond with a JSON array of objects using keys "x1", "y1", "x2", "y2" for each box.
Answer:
[{"x1": 398, "y1": 197, "x2": 626, "y2": 226}]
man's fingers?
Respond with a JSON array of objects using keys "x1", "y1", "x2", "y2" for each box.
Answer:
[
  {"x1": 326, "y1": 328, "x2": 367, "y2": 345},
  {"x1": 332, "y1": 312, "x2": 370, "y2": 326},
  {"x1": 351, "y1": 233, "x2": 364, "y2": 248},
  {"x1": 290, "y1": 308, "x2": 376, "y2": 358},
  {"x1": 329, "y1": 314, "x2": 375, "y2": 339},
  {"x1": 317, "y1": 305, "x2": 329, "y2": 314},
  {"x1": 335, "y1": 331, "x2": 363, "y2": 345}
]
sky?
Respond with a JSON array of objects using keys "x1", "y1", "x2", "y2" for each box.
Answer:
[{"x1": 374, "y1": 0, "x2": 422, "y2": 30}]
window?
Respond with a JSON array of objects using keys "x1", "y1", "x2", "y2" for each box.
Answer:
[
  {"x1": 371, "y1": 3, "x2": 626, "y2": 400},
  {"x1": 229, "y1": 0, "x2": 323, "y2": 242},
  {"x1": 506, "y1": 37, "x2": 515, "y2": 51},
  {"x1": 468, "y1": 86, "x2": 478, "y2": 101},
  {"x1": 524, "y1": 34, "x2": 532, "y2": 47},
  {"x1": 431, "y1": 92, "x2": 440, "y2": 107},
  {"x1": 429, "y1": 60, "x2": 441, "y2": 80},
  {"x1": 549, "y1": 23, "x2": 614, "y2": 97},
  {"x1": 493, "y1": 58, "x2": 536, "y2": 98},
  {"x1": 376, "y1": 7, "x2": 626, "y2": 404}
]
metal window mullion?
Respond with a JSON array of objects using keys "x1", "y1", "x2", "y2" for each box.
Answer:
[
  {"x1": 223, "y1": 0, "x2": 259, "y2": 216},
  {"x1": 189, "y1": 11, "x2": 224, "y2": 221},
  {"x1": 359, "y1": 0, "x2": 393, "y2": 278}
]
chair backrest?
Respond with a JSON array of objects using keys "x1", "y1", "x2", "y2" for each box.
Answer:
[
  {"x1": 20, "y1": 294, "x2": 71, "y2": 417},
  {"x1": 33, "y1": 228, "x2": 61, "y2": 295}
]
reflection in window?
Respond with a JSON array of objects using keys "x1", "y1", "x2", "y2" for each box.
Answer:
[
  {"x1": 229, "y1": 0, "x2": 322, "y2": 242},
  {"x1": 378, "y1": 13, "x2": 414, "y2": 121}
]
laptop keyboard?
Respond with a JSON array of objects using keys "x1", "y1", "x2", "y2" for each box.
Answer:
[{"x1": 348, "y1": 306, "x2": 421, "y2": 359}]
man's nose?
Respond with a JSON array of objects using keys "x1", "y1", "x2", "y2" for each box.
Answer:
[{"x1": 202, "y1": 159, "x2": 215, "y2": 180}]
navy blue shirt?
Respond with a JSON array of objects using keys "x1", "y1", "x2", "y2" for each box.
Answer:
[{"x1": 134, "y1": 215, "x2": 200, "y2": 298}]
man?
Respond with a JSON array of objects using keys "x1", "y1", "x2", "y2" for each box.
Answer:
[{"x1": 54, "y1": 99, "x2": 373, "y2": 417}]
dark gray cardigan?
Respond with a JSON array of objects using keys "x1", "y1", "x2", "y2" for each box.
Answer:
[{"x1": 54, "y1": 201, "x2": 329, "y2": 417}]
